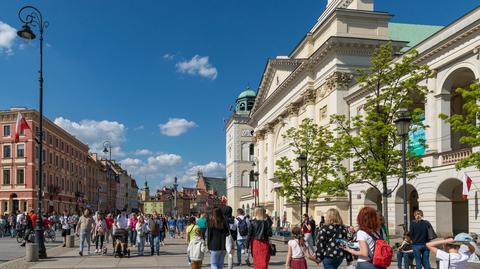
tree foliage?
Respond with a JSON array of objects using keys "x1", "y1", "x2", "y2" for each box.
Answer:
[
  {"x1": 330, "y1": 43, "x2": 432, "y2": 221},
  {"x1": 274, "y1": 118, "x2": 349, "y2": 212},
  {"x1": 440, "y1": 82, "x2": 480, "y2": 170}
]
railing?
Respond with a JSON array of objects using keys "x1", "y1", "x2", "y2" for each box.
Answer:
[{"x1": 440, "y1": 148, "x2": 472, "y2": 165}]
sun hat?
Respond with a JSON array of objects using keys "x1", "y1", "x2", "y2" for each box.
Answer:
[{"x1": 450, "y1": 233, "x2": 474, "y2": 245}]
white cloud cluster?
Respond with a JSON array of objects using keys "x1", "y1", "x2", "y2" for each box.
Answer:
[
  {"x1": 159, "y1": 118, "x2": 197, "y2": 136},
  {"x1": 180, "y1": 161, "x2": 226, "y2": 185},
  {"x1": 134, "y1": 149, "x2": 153, "y2": 156},
  {"x1": 54, "y1": 117, "x2": 126, "y2": 158},
  {"x1": 0, "y1": 21, "x2": 16, "y2": 55},
  {"x1": 163, "y1": 53, "x2": 175, "y2": 60},
  {"x1": 176, "y1": 55, "x2": 218, "y2": 80}
]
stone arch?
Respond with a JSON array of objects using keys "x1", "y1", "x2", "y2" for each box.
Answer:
[
  {"x1": 364, "y1": 187, "x2": 382, "y2": 212},
  {"x1": 274, "y1": 124, "x2": 288, "y2": 152},
  {"x1": 439, "y1": 63, "x2": 479, "y2": 94},
  {"x1": 440, "y1": 66, "x2": 477, "y2": 151},
  {"x1": 394, "y1": 184, "x2": 419, "y2": 234},
  {"x1": 436, "y1": 178, "x2": 468, "y2": 236}
]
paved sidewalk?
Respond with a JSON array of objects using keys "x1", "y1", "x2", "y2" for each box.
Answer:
[{"x1": 6, "y1": 237, "x2": 323, "y2": 269}]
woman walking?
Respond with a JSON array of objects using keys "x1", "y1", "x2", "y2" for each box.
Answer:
[
  {"x1": 136, "y1": 215, "x2": 147, "y2": 256},
  {"x1": 94, "y1": 214, "x2": 106, "y2": 254},
  {"x1": 247, "y1": 207, "x2": 273, "y2": 269},
  {"x1": 285, "y1": 226, "x2": 320, "y2": 269},
  {"x1": 128, "y1": 213, "x2": 138, "y2": 247},
  {"x1": 343, "y1": 207, "x2": 384, "y2": 269},
  {"x1": 316, "y1": 208, "x2": 353, "y2": 269},
  {"x1": 207, "y1": 208, "x2": 229, "y2": 269}
]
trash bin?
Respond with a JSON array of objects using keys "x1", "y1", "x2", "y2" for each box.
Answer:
[
  {"x1": 66, "y1": 234, "x2": 75, "y2": 248},
  {"x1": 25, "y1": 243, "x2": 38, "y2": 262}
]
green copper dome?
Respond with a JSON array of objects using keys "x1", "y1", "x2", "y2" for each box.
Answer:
[{"x1": 237, "y1": 88, "x2": 256, "y2": 100}]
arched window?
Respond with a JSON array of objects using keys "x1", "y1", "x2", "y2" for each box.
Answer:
[{"x1": 239, "y1": 102, "x2": 246, "y2": 111}]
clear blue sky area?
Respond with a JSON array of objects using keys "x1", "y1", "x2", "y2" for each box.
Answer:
[{"x1": 0, "y1": 0, "x2": 478, "y2": 188}]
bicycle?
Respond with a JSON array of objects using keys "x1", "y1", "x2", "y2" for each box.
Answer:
[
  {"x1": 16, "y1": 228, "x2": 35, "y2": 244},
  {"x1": 44, "y1": 227, "x2": 56, "y2": 243}
]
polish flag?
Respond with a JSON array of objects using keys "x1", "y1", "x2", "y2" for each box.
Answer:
[
  {"x1": 14, "y1": 112, "x2": 31, "y2": 143},
  {"x1": 463, "y1": 172, "x2": 472, "y2": 200}
]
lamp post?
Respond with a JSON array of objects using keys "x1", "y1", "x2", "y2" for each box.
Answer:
[
  {"x1": 253, "y1": 171, "x2": 259, "y2": 207},
  {"x1": 394, "y1": 108, "x2": 411, "y2": 232},
  {"x1": 17, "y1": 5, "x2": 48, "y2": 259},
  {"x1": 103, "y1": 141, "x2": 112, "y2": 161},
  {"x1": 297, "y1": 153, "x2": 307, "y2": 218}
]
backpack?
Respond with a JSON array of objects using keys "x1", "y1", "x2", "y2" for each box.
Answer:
[
  {"x1": 237, "y1": 217, "x2": 249, "y2": 237},
  {"x1": 369, "y1": 232, "x2": 393, "y2": 268}
]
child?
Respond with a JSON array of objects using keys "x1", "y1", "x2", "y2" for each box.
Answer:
[
  {"x1": 285, "y1": 227, "x2": 320, "y2": 269},
  {"x1": 397, "y1": 232, "x2": 414, "y2": 269},
  {"x1": 187, "y1": 229, "x2": 207, "y2": 269},
  {"x1": 426, "y1": 233, "x2": 475, "y2": 269}
]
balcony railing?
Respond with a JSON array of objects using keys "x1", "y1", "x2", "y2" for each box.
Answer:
[{"x1": 440, "y1": 148, "x2": 472, "y2": 166}]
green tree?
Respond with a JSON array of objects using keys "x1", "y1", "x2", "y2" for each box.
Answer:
[
  {"x1": 440, "y1": 82, "x2": 480, "y2": 169},
  {"x1": 330, "y1": 43, "x2": 431, "y2": 226},
  {"x1": 274, "y1": 118, "x2": 349, "y2": 218}
]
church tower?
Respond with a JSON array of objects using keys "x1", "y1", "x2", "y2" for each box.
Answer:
[{"x1": 140, "y1": 180, "x2": 150, "y2": 202}]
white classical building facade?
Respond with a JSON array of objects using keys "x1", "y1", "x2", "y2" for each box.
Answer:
[{"x1": 232, "y1": 0, "x2": 480, "y2": 236}]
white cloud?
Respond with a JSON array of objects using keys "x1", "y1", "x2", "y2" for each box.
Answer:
[
  {"x1": 134, "y1": 149, "x2": 153, "y2": 156},
  {"x1": 0, "y1": 21, "x2": 16, "y2": 55},
  {"x1": 176, "y1": 55, "x2": 218, "y2": 80},
  {"x1": 159, "y1": 118, "x2": 197, "y2": 136},
  {"x1": 54, "y1": 117, "x2": 126, "y2": 158},
  {"x1": 163, "y1": 53, "x2": 175, "y2": 60},
  {"x1": 133, "y1": 125, "x2": 144, "y2": 131},
  {"x1": 180, "y1": 161, "x2": 226, "y2": 185}
]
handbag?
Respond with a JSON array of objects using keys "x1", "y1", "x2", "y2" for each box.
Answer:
[
  {"x1": 269, "y1": 243, "x2": 277, "y2": 256},
  {"x1": 426, "y1": 220, "x2": 437, "y2": 241}
]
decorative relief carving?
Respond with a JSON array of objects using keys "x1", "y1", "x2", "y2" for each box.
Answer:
[
  {"x1": 326, "y1": 71, "x2": 353, "y2": 91},
  {"x1": 286, "y1": 103, "x2": 300, "y2": 117},
  {"x1": 302, "y1": 88, "x2": 317, "y2": 105}
]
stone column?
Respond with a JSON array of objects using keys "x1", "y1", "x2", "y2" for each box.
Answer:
[
  {"x1": 267, "y1": 127, "x2": 275, "y2": 202},
  {"x1": 435, "y1": 93, "x2": 452, "y2": 152},
  {"x1": 287, "y1": 103, "x2": 299, "y2": 129},
  {"x1": 304, "y1": 89, "x2": 317, "y2": 121},
  {"x1": 425, "y1": 74, "x2": 437, "y2": 153},
  {"x1": 257, "y1": 134, "x2": 265, "y2": 205}
]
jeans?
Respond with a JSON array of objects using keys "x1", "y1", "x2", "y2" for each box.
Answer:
[
  {"x1": 210, "y1": 250, "x2": 226, "y2": 269},
  {"x1": 304, "y1": 233, "x2": 314, "y2": 251},
  {"x1": 412, "y1": 244, "x2": 430, "y2": 269},
  {"x1": 236, "y1": 239, "x2": 247, "y2": 264},
  {"x1": 79, "y1": 230, "x2": 91, "y2": 254},
  {"x1": 129, "y1": 230, "x2": 137, "y2": 246},
  {"x1": 150, "y1": 234, "x2": 160, "y2": 255},
  {"x1": 137, "y1": 235, "x2": 145, "y2": 256},
  {"x1": 397, "y1": 251, "x2": 414, "y2": 269},
  {"x1": 323, "y1": 256, "x2": 345, "y2": 269},
  {"x1": 356, "y1": 262, "x2": 380, "y2": 269},
  {"x1": 95, "y1": 235, "x2": 104, "y2": 250},
  {"x1": 159, "y1": 231, "x2": 165, "y2": 242}
]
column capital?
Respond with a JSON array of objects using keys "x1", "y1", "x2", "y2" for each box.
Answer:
[
  {"x1": 302, "y1": 88, "x2": 317, "y2": 105},
  {"x1": 286, "y1": 103, "x2": 300, "y2": 117},
  {"x1": 326, "y1": 71, "x2": 353, "y2": 91}
]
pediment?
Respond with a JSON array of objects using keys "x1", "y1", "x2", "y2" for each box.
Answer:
[{"x1": 251, "y1": 58, "x2": 305, "y2": 116}]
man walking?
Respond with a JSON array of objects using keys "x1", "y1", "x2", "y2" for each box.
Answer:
[{"x1": 234, "y1": 208, "x2": 250, "y2": 266}]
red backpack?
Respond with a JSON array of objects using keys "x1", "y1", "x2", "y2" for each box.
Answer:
[{"x1": 369, "y1": 232, "x2": 393, "y2": 268}]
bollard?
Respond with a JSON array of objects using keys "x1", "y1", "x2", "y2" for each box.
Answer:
[
  {"x1": 25, "y1": 243, "x2": 39, "y2": 262},
  {"x1": 66, "y1": 234, "x2": 75, "y2": 248}
]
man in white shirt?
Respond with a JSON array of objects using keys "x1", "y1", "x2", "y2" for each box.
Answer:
[
  {"x1": 116, "y1": 210, "x2": 128, "y2": 230},
  {"x1": 60, "y1": 210, "x2": 71, "y2": 247},
  {"x1": 427, "y1": 233, "x2": 475, "y2": 269},
  {"x1": 234, "y1": 208, "x2": 250, "y2": 266}
]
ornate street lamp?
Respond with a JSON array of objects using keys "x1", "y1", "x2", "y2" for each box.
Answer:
[
  {"x1": 17, "y1": 5, "x2": 48, "y2": 259},
  {"x1": 394, "y1": 108, "x2": 412, "y2": 231},
  {"x1": 103, "y1": 141, "x2": 112, "y2": 161},
  {"x1": 297, "y1": 153, "x2": 307, "y2": 218}
]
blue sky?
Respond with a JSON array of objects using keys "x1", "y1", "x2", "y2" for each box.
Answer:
[{"x1": 0, "y1": 0, "x2": 478, "y2": 190}]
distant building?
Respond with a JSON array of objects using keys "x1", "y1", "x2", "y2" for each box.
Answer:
[{"x1": 192, "y1": 171, "x2": 226, "y2": 215}]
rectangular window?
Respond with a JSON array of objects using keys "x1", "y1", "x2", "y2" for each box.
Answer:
[
  {"x1": 3, "y1": 125, "x2": 10, "y2": 137},
  {"x1": 17, "y1": 144, "x2": 25, "y2": 158},
  {"x1": 3, "y1": 170, "x2": 10, "y2": 185},
  {"x1": 16, "y1": 169, "x2": 24, "y2": 185},
  {"x1": 55, "y1": 155, "x2": 59, "y2": 167},
  {"x1": 319, "y1": 105, "x2": 328, "y2": 121},
  {"x1": 35, "y1": 146, "x2": 39, "y2": 159},
  {"x1": 3, "y1": 145, "x2": 11, "y2": 158},
  {"x1": 35, "y1": 170, "x2": 39, "y2": 186}
]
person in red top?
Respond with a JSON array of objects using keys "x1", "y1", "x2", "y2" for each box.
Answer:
[
  {"x1": 301, "y1": 214, "x2": 313, "y2": 251},
  {"x1": 30, "y1": 210, "x2": 37, "y2": 227},
  {"x1": 42, "y1": 215, "x2": 51, "y2": 230},
  {"x1": 105, "y1": 213, "x2": 114, "y2": 244}
]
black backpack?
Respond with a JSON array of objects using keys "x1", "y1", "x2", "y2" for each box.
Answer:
[{"x1": 237, "y1": 217, "x2": 249, "y2": 237}]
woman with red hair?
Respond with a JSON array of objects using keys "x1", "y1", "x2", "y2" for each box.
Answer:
[{"x1": 343, "y1": 207, "x2": 383, "y2": 269}]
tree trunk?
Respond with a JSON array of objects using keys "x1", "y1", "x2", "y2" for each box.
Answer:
[{"x1": 382, "y1": 180, "x2": 389, "y2": 231}]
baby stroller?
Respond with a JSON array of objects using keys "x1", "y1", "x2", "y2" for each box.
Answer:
[{"x1": 113, "y1": 228, "x2": 130, "y2": 258}]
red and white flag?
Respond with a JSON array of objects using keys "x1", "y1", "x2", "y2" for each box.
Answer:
[
  {"x1": 463, "y1": 172, "x2": 472, "y2": 200},
  {"x1": 14, "y1": 112, "x2": 31, "y2": 143}
]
